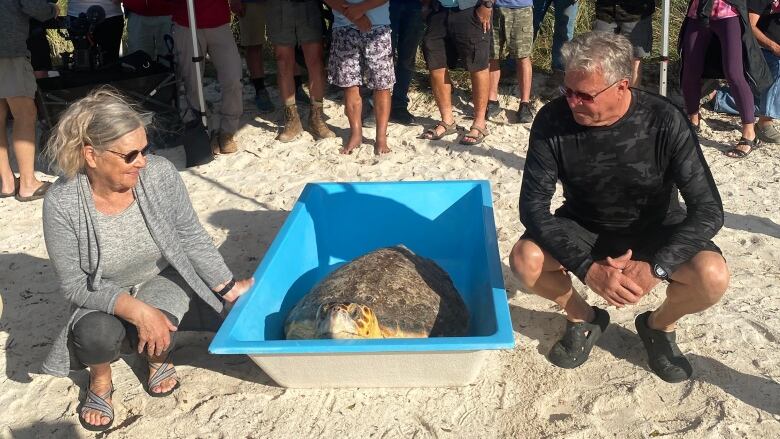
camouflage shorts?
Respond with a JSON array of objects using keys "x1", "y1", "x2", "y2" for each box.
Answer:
[{"x1": 491, "y1": 6, "x2": 534, "y2": 60}]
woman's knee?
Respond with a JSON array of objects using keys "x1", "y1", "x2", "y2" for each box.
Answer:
[{"x1": 71, "y1": 312, "x2": 126, "y2": 364}]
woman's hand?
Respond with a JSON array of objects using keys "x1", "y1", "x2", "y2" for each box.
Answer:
[
  {"x1": 218, "y1": 277, "x2": 255, "y2": 303},
  {"x1": 133, "y1": 304, "x2": 178, "y2": 357}
]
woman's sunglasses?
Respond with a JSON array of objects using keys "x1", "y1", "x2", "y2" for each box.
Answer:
[
  {"x1": 105, "y1": 143, "x2": 152, "y2": 164},
  {"x1": 559, "y1": 80, "x2": 621, "y2": 104}
]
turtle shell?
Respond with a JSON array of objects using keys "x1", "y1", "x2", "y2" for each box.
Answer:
[{"x1": 284, "y1": 245, "x2": 469, "y2": 339}]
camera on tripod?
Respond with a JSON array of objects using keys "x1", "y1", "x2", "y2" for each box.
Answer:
[{"x1": 42, "y1": 5, "x2": 107, "y2": 71}]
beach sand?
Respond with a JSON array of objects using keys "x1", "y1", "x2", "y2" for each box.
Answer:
[{"x1": 0, "y1": 79, "x2": 778, "y2": 438}]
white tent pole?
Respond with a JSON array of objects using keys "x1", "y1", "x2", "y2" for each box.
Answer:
[
  {"x1": 186, "y1": 0, "x2": 208, "y2": 128},
  {"x1": 660, "y1": 0, "x2": 671, "y2": 96}
]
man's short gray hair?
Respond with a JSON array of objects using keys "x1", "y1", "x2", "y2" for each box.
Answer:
[{"x1": 560, "y1": 31, "x2": 634, "y2": 84}]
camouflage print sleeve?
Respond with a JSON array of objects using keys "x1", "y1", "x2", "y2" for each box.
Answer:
[
  {"x1": 520, "y1": 129, "x2": 595, "y2": 283},
  {"x1": 652, "y1": 119, "x2": 724, "y2": 273}
]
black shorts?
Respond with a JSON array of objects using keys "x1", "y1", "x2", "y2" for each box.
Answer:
[
  {"x1": 422, "y1": 6, "x2": 491, "y2": 72},
  {"x1": 520, "y1": 215, "x2": 722, "y2": 264}
]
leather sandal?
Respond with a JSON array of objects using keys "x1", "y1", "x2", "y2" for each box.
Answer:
[
  {"x1": 419, "y1": 120, "x2": 460, "y2": 140},
  {"x1": 459, "y1": 125, "x2": 489, "y2": 146},
  {"x1": 724, "y1": 137, "x2": 761, "y2": 159}
]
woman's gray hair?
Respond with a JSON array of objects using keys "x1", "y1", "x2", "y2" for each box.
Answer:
[
  {"x1": 45, "y1": 87, "x2": 152, "y2": 178},
  {"x1": 560, "y1": 31, "x2": 634, "y2": 84}
]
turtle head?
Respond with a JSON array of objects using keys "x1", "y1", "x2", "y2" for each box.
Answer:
[{"x1": 314, "y1": 302, "x2": 382, "y2": 339}]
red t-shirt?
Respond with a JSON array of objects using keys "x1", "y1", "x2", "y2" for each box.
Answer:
[
  {"x1": 170, "y1": 0, "x2": 231, "y2": 28},
  {"x1": 122, "y1": 0, "x2": 172, "y2": 16}
]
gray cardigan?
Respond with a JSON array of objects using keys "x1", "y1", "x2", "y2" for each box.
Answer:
[
  {"x1": 0, "y1": 0, "x2": 58, "y2": 58},
  {"x1": 42, "y1": 155, "x2": 233, "y2": 377}
]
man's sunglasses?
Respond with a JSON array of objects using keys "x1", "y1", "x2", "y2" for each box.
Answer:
[
  {"x1": 105, "y1": 143, "x2": 152, "y2": 164},
  {"x1": 559, "y1": 79, "x2": 621, "y2": 103}
]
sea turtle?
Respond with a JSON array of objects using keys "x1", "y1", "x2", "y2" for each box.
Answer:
[{"x1": 284, "y1": 245, "x2": 469, "y2": 339}]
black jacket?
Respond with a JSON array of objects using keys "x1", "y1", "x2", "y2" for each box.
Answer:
[{"x1": 679, "y1": 0, "x2": 772, "y2": 96}]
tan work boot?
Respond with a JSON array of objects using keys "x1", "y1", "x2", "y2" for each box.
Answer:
[
  {"x1": 309, "y1": 103, "x2": 336, "y2": 139},
  {"x1": 277, "y1": 104, "x2": 303, "y2": 143},
  {"x1": 218, "y1": 132, "x2": 238, "y2": 154}
]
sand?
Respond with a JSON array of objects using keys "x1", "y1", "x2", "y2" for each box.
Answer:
[{"x1": 0, "y1": 77, "x2": 778, "y2": 438}]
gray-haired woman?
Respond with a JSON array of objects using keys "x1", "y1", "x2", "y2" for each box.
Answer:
[{"x1": 41, "y1": 88, "x2": 253, "y2": 431}]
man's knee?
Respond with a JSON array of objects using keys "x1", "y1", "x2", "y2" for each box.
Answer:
[
  {"x1": 686, "y1": 253, "x2": 730, "y2": 305},
  {"x1": 510, "y1": 239, "x2": 546, "y2": 285}
]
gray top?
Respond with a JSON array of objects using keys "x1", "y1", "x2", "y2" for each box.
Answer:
[
  {"x1": 0, "y1": 0, "x2": 58, "y2": 58},
  {"x1": 42, "y1": 155, "x2": 233, "y2": 377},
  {"x1": 96, "y1": 200, "x2": 168, "y2": 287}
]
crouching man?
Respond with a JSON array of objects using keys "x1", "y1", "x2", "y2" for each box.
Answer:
[{"x1": 510, "y1": 32, "x2": 729, "y2": 383}]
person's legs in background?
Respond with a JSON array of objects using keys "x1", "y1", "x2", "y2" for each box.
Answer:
[
  {"x1": 756, "y1": 49, "x2": 780, "y2": 143},
  {"x1": 550, "y1": 0, "x2": 579, "y2": 73},
  {"x1": 207, "y1": 25, "x2": 244, "y2": 154},
  {"x1": 712, "y1": 17, "x2": 758, "y2": 156},
  {"x1": 239, "y1": 2, "x2": 274, "y2": 113},
  {"x1": 680, "y1": 19, "x2": 711, "y2": 130},
  {"x1": 389, "y1": 0, "x2": 424, "y2": 124}
]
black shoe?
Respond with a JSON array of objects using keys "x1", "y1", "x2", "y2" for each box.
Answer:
[
  {"x1": 486, "y1": 100, "x2": 501, "y2": 120},
  {"x1": 635, "y1": 311, "x2": 693, "y2": 383},
  {"x1": 390, "y1": 107, "x2": 415, "y2": 125},
  {"x1": 516, "y1": 101, "x2": 534, "y2": 124},
  {"x1": 547, "y1": 306, "x2": 610, "y2": 369}
]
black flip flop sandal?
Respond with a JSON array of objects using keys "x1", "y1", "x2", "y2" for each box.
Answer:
[
  {"x1": 547, "y1": 306, "x2": 610, "y2": 369},
  {"x1": 724, "y1": 137, "x2": 761, "y2": 159},
  {"x1": 635, "y1": 311, "x2": 693, "y2": 383}
]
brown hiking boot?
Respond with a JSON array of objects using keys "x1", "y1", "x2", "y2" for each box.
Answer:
[
  {"x1": 277, "y1": 104, "x2": 303, "y2": 143},
  {"x1": 308, "y1": 103, "x2": 336, "y2": 140},
  {"x1": 218, "y1": 132, "x2": 238, "y2": 154}
]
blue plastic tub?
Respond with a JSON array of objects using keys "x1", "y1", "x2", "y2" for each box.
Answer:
[{"x1": 210, "y1": 180, "x2": 515, "y2": 387}]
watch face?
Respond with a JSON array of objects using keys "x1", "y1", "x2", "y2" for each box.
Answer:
[{"x1": 654, "y1": 264, "x2": 668, "y2": 279}]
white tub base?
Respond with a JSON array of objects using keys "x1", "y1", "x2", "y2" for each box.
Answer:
[{"x1": 250, "y1": 350, "x2": 488, "y2": 388}]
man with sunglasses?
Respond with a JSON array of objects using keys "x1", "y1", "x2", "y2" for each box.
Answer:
[{"x1": 509, "y1": 32, "x2": 729, "y2": 383}]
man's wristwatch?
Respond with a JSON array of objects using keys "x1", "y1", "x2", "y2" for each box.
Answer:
[
  {"x1": 652, "y1": 263, "x2": 670, "y2": 281},
  {"x1": 481, "y1": 0, "x2": 495, "y2": 8}
]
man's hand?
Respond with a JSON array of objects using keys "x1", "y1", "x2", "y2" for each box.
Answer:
[
  {"x1": 585, "y1": 257, "x2": 644, "y2": 307},
  {"x1": 133, "y1": 303, "x2": 178, "y2": 357},
  {"x1": 230, "y1": 0, "x2": 246, "y2": 17},
  {"x1": 605, "y1": 250, "x2": 661, "y2": 295},
  {"x1": 476, "y1": 5, "x2": 492, "y2": 33}
]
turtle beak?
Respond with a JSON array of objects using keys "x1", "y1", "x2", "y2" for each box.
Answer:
[{"x1": 315, "y1": 303, "x2": 359, "y2": 339}]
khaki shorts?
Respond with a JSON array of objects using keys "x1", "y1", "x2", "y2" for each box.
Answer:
[
  {"x1": 239, "y1": 2, "x2": 268, "y2": 47},
  {"x1": 266, "y1": 0, "x2": 323, "y2": 46},
  {"x1": 0, "y1": 57, "x2": 37, "y2": 99},
  {"x1": 491, "y1": 6, "x2": 533, "y2": 60}
]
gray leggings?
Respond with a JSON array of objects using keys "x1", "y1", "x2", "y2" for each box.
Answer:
[{"x1": 68, "y1": 293, "x2": 221, "y2": 366}]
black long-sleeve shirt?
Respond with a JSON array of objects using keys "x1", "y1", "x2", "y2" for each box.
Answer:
[{"x1": 519, "y1": 89, "x2": 724, "y2": 282}]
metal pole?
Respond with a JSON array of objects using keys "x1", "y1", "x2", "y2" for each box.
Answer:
[
  {"x1": 660, "y1": 0, "x2": 671, "y2": 96},
  {"x1": 185, "y1": 0, "x2": 208, "y2": 128}
]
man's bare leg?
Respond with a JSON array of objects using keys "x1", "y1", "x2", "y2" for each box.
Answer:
[
  {"x1": 518, "y1": 57, "x2": 532, "y2": 102},
  {"x1": 509, "y1": 239, "x2": 594, "y2": 323},
  {"x1": 429, "y1": 67, "x2": 455, "y2": 137},
  {"x1": 488, "y1": 59, "x2": 501, "y2": 102},
  {"x1": 464, "y1": 68, "x2": 490, "y2": 142},
  {"x1": 0, "y1": 99, "x2": 15, "y2": 195},
  {"x1": 631, "y1": 59, "x2": 642, "y2": 88},
  {"x1": 649, "y1": 251, "x2": 729, "y2": 331},
  {"x1": 341, "y1": 86, "x2": 362, "y2": 154},
  {"x1": 300, "y1": 41, "x2": 326, "y2": 101},
  {"x1": 373, "y1": 88, "x2": 391, "y2": 154},
  {"x1": 275, "y1": 45, "x2": 297, "y2": 105}
]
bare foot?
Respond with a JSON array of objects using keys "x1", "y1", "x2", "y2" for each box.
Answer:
[
  {"x1": 81, "y1": 366, "x2": 113, "y2": 428},
  {"x1": 339, "y1": 134, "x2": 362, "y2": 155},
  {"x1": 374, "y1": 139, "x2": 391, "y2": 155}
]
